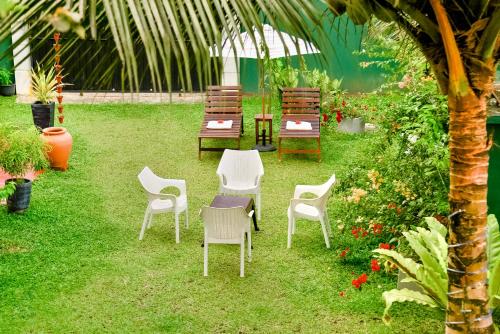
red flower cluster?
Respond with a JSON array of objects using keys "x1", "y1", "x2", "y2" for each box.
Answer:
[
  {"x1": 371, "y1": 259, "x2": 381, "y2": 272},
  {"x1": 379, "y1": 243, "x2": 390, "y2": 249},
  {"x1": 352, "y1": 273, "x2": 368, "y2": 289},
  {"x1": 339, "y1": 247, "x2": 350, "y2": 257},
  {"x1": 336, "y1": 111, "x2": 342, "y2": 123},
  {"x1": 372, "y1": 223, "x2": 383, "y2": 235},
  {"x1": 322, "y1": 113, "x2": 329, "y2": 123},
  {"x1": 351, "y1": 226, "x2": 369, "y2": 239}
]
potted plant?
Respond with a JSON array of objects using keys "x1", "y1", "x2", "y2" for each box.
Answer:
[
  {"x1": 0, "y1": 124, "x2": 49, "y2": 213},
  {"x1": 31, "y1": 65, "x2": 57, "y2": 130},
  {"x1": 0, "y1": 67, "x2": 15, "y2": 96},
  {"x1": 336, "y1": 98, "x2": 365, "y2": 134}
]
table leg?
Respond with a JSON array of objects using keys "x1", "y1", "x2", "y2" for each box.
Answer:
[
  {"x1": 252, "y1": 203, "x2": 259, "y2": 231},
  {"x1": 255, "y1": 119, "x2": 259, "y2": 144},
  {"x1": 269, "y1": 119, "x2": 273, "y2": 144}
]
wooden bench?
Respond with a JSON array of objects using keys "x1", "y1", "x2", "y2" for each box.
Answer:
[
  {"x1": 198, "y1": 86, "x2": 243, "y2": 159},
  {"x1": 278, "y1": 87, "x2": 321, "y2": 161}
]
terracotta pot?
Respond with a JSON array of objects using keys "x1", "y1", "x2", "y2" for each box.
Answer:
[
  {"x1": 56, "y1": 85, "x2": 63, "y2": 94},
  {"x1": 55, "y1": 55, "x2": 60, "y2": 63},
  {"x1": 57, "y1": 105, "x2": 64, "y2": 113},
  {"x1": 53, "y1": 44, "x2": 61, "y2": 52},
  {"x1": 58, "y1": 115, "x2": 64, "y2": 124},
  {"x1": 57, "y1": 95, "x2": 63, "y2": 104},
  {"x1": 41, "y1": 127, "x2": 73, "y2": 171},
  {"x1": 54, "y1": 33, "x2": 60, "y2": 42}
]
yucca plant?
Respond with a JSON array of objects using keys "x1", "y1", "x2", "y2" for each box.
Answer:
[
  {"x1": 31, "y1": 65, "x2": 57, "y2": 105},
  {"x1": 374, "y1": 216, "x2": 500, "y2": 323},
  {"x1": 30, "y1": 65, "x2": 57, "y2": 130}
]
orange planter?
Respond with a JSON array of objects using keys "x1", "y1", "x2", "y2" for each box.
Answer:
[{"x1": 41, "y1": 127, "x2": 73, "y2": 171}]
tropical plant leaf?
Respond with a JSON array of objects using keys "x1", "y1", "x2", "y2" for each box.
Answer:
[
  {"x1": 381, "y1": 288, "x2": 438, "y2": 324},
  {"x1": 488, "y1": 215, "x2": 500, "y2": 308},
  {"x1": 488, "y1": 215, "x2": 500, "y2": 271},
  {"x1": 425, "y1": 216, "x2": 448, "y2": 238}
]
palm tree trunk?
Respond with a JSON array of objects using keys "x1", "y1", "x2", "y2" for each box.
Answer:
[{"x1": 446, "y1": 90, "x2": 493, "y2": 333}]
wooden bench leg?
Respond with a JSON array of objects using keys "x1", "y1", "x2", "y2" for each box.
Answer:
[
  {"x1": 198, "y1": 138, "x2": 202, "y2": 160},
  {"x1": 317, "y1": 137, "x2": 321, "y2": 162},
  {"x1": 278, "y1": 138, "x2": 282, "y2": 161}
]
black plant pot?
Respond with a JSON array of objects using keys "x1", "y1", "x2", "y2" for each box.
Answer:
[
  {"x1": 31, "y1": 102, "x2": 55, "y2": 130},
  {"x1": 0, "y1": 84, "x2": 15, "y2": 96},
  {"x1": 6, "y1": 179, "x2": 32, "y2": 213}
]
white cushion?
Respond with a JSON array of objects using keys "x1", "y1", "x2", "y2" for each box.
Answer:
[
  {"x1": 286, "y1": 121, "x2": 312, "y2": 130},
  {"x1": 207, "y1": 120, "x2": 233, "y2": 129}
]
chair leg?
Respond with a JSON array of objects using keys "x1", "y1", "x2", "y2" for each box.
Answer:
[
  {"x1": 324, "y1": 212, "x2": 332, "y2": 236},
  {"x1": 292, "y1": 216, "x2": 296, "y2": 234},
  {"x1": 185, "y1": 206, "x2": 189, "y2": 229},
  {"x1": 139, "y1": 208, "x2": 150, "y2": 240},
  {"x1": 256, "y1": 193, "x2": 262, "y2": 221},
  {"x1": 147, "y1": 212, "x2": 153, "y2": 229},
  {"x1": 175, "y1": 213, "x2": 180, "y2": 243},
  {"x1": 319, "y1": 216, "x2": 331, "y2": 249},
  {"x1": 247, "y1": 230, "x2": 252, "y2": 262},
  {"x1": 240, "y1": 239, "x2": 245, "y2": 277},
  {"x1": 287, "y1": 215, "x2": 293, "y2": 248},
  {"x1": 204, "y1": 241, "x2": 209, "y2": 276}
]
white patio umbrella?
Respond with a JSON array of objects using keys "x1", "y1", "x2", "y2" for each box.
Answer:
[{"x1": 211, "y1": 24, "x2": 320, "y2": 151}]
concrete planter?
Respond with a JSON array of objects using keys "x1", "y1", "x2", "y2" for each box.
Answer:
[{"x1": 338, "y1": 117, "x2": 365, "y2": 134}]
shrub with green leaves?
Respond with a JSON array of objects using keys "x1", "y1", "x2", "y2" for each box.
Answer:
[
  {"x1": 333, "y1": 78, "x2": 449, "y2": 243},
  {"x1": 0, "y1": 67, "x2": 12, "y2": 85},
  {"x1": 0, "y1": 123, "x2": 49, "y2": 180},
  {"x1": 373, "y1": 215, "x2": 500, "y2": 323}
]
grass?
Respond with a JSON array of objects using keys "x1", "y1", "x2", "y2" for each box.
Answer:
[{"x1": 0, "y1": 96, "x2": 443, "y2": 333}]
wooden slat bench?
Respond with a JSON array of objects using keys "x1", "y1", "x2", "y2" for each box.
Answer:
[
  {"x1": 198, "y1": 86, "x2": 243, "y2": 159},
  {"x1": 278, "y1": 87, "x2": 321, "y2": 162}
]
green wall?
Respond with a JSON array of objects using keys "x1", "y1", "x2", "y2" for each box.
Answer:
[
  {"x1": 240, "y1": 15, "x2": 385, "y2": 93},
  {"x1": 0, "y1": 37, "x2": 14, "y2": 82}
]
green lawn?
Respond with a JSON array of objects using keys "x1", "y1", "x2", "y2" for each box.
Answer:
[{"x1": 0, "y1": 96, "x2": 443, "y2": 333}]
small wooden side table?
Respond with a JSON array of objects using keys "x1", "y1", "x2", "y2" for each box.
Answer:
[{"x1": 254, "y1": 114, "x2": 273, "y2": 144}]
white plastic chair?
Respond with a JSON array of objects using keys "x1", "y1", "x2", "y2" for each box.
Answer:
[
  {"x1": 137, "y1": 167, "x2": 188, "y2": 243},
  {"x1": 201, "y1": 206, "x2": 253, "y2": 277},
  {"x1": 287, "y1": 174, "x2": 336, "y2": 249},
  {"x1": 216, "y1": 149, "x2": 264, "y2": 221}
]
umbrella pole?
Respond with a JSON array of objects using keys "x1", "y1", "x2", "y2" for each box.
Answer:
[{"x1": 253, "y1": 66, "x2": 275, "y2": 152}]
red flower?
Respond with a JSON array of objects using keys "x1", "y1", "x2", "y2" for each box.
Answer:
[
  {"x1": 336, "y1": 111, "x2": 342, "y2": 123},
  {"x1": 342, "y1": 100, "x2": 347, "y2": 107},
  {"x1": 372, "y1": 223, "x2": 383, "y2": 235},
  {"x1": 361, "y1": 229, "x2": 369, "y2": 238},
  {"x1": 339, "y1": 291, "x2": 345, "y2": 297},
  {"x1": 379, "y1": 243, "x2": 391, "y2": 250},
  {"x1": 352, "y1": 278, "x2": 361, "y2": 289},
  {"x1": 339, "y1": 247, "x2": 350, "y2": 257},
  {"x1": 351, "y1": 226, "x2": 360, "y2": 239},
  {"x1": 322, "y1": 113, "x2": 329, "y2": 122},
  {"x1": 371, "y1": 259, "x2": 381, "y2": 272},
  {"x1": 359, "y1": 273, "x2": 368, "y2": 283},
  {"x1": 387, "y1": 202, "x2": 397, "y2": 209}
]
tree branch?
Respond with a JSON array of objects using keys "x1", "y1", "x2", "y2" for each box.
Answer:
[
  {"x1": 430, "y1": 0, "x2": 470, "y2": 96},
  {"x1": 388, "y1": 0, "x2": 441, "y2": 44},
  {"x1": 478, "y1": 8, "x2": 500, "y2": 60}
]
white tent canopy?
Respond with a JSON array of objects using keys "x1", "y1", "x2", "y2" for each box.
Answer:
[{"x1": 210, "y1": 24, "x2": 320, "y2": 59}]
